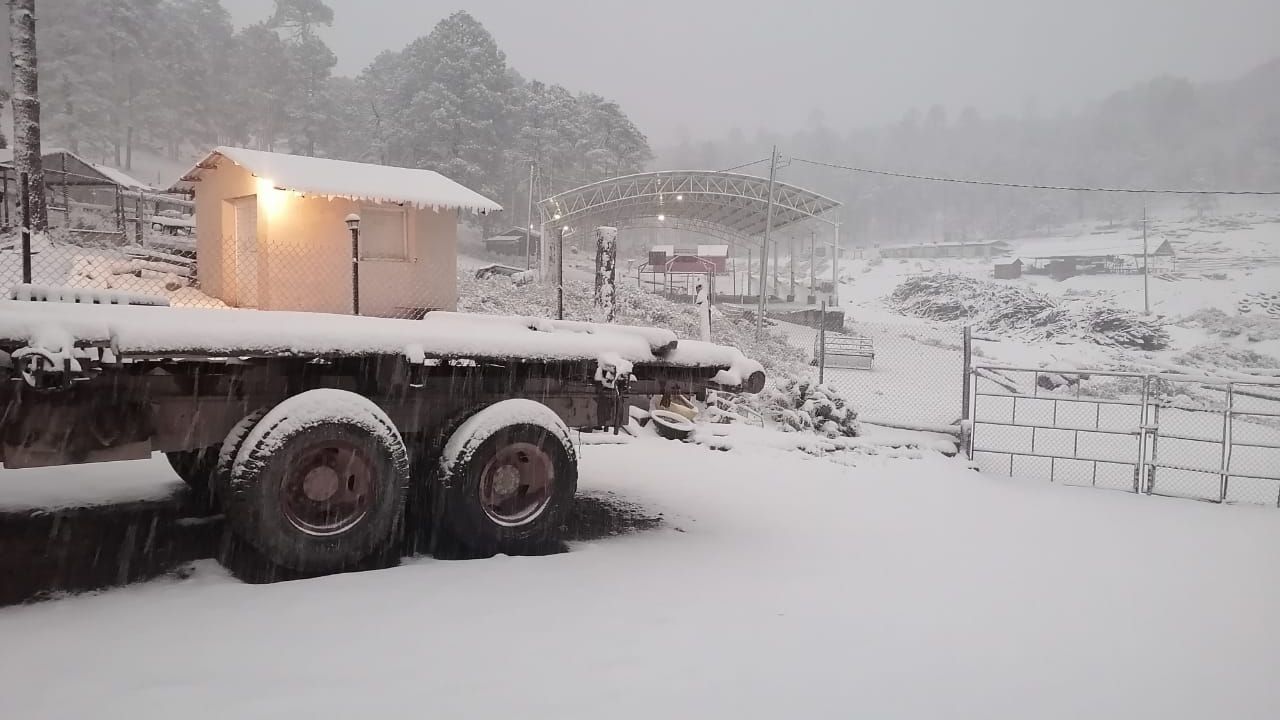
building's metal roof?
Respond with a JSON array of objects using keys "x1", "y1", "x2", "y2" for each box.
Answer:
[{"x1": 538, "y1": 171, "x2": 841, "y2": 242}]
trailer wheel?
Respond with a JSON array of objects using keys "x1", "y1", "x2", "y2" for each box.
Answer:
[
  {"x1": 210, "y1": 409, "x2": 269, "y2": 506},
  {"x1": 165, "y1": 448, "x2": 218, "y2": 508},
  {"x1": 225, "y1": 390, "x2": 410, "y2": 574},
  {"x1": 433, "y1": 400, "x2": 577, "y2": 555}
]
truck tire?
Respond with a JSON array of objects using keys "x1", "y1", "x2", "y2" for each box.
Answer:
[
  {"x1": 225, "y1": 390, "x2": 410, "y2": 574},
  {"x1": 211, "y1": 408, "x2": 269, "y2": 507},
  {"x1": 165, "y1": 448, "x2": 218, "y2": 508},
  {"x1": 432, "y1": 399, "x2": 577, "y2": 556}
]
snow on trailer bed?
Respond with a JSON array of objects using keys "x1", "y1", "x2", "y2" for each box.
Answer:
[{"x1": 0, "y1": 302, "x2": 765, "y2": 387}]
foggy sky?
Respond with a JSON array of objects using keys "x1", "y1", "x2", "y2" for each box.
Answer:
[{"x1": 223, "y1": 0, "x2": 1280, "y2": 145}]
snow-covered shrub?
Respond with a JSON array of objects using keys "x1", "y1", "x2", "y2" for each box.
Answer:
[
  {"x1": 1174, "y1": 343, "x2": 1280, "y2": 370},
  {"x1": 1178, "y1": 308, "x2": 1280, "y2": 343},
  {"x1": 888, "y1": 273, "x2": 1169, "y2": 349},
  {"x1": 757, "y1": 376, "x2": 860, "y2": 437}
]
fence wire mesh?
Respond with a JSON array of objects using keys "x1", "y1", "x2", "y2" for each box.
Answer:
[{"x1": 808, "y1": 319, "x2": 967, "y2": 430}]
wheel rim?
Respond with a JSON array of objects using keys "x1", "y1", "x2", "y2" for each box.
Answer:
[
  {"x1": 478, "y1": 442, "x2": 555, "y2": 527},
  {"x1": 280, "y1": 440, "x2": 375, "y2": 537}
]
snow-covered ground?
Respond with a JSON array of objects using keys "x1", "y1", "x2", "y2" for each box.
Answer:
[{"x1": 1, "y1": 434, "x2": 1277, "y2": 719}]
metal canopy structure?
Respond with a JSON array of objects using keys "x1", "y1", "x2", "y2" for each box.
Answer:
[{"x1": 537, "y1": 170, "x2": 842, "y2": 244}]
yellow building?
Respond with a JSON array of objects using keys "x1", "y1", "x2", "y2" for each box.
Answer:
[{"x1": 178, "y1": 147, "x2": 501, "y2": 317}]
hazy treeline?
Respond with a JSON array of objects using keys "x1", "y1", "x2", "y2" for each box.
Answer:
[
  {"x1": 4, "y1": 0, "x2": 651, "y2": 220},
  {"x1": 657, "y1": 58, "x2": 1280, "y2": 243}
]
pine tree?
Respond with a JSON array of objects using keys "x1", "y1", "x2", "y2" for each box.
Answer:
[
  {"x1": 227, "y1": 23, "x2": 292, "y2": 149},
  {"x1": 403, "y1": 11, "x2": 512, "y2": 199},
  {"x1": 268, "y1": 0, "x2": 336, "y2": 156},
  {"x1": 8, "y1": 0, "x2": 47, "y2": 230}
]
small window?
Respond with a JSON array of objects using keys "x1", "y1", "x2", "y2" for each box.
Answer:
[{"x1": 359, "y1": 207, "x2": 409, "y2": 261}]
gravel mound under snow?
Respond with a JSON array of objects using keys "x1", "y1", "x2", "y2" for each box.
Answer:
[{"x1": 888, "y1": 273, "x2": 1170, "y2": 350}]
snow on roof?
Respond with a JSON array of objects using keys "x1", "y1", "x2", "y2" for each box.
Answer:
[
  {"x1": 0, "y1": 302, "x2": 762, "y2": 384},
  {"x1": 88, "y1": 162, "x2": 153, "y2": 191},
  {"x1": 180, "y1": 147, "x2": 502, "y2": 214},
  {"x1": 1018, "y1": 235, "x2": 1175, "y2": 259}
]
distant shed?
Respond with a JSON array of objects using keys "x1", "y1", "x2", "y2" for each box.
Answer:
[
  {"x1": 647, "y1": 244, "x2": 729, "y2": 273},
  {"x1": 483, "y1": 226, "x2": 540, "y2": 257},
  {"x1": 993, "y1": 258, "x2": 1023, "y2": 279}
]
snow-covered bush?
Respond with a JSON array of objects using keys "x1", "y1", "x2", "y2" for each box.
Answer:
[
  {"x1": 1178, "y1": 308, "x2": 1280, "y2": 343},
  {"x1": 888, "y1": 273, "x2": 1169, "y2": 349},
  {"x1": 1174, "y1": 343, "x2": 1280, "y2": 371},
  {"x1": 756, "y1": 376, "x2": 860, "y2": 437}
]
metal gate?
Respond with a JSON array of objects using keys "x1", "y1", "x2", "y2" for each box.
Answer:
[{"x1": 969, "y1": 365, "x2": 1280, "y2": 506}]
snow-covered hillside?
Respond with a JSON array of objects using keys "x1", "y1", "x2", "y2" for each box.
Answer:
[{"x1": 838, "y1": 215, "x2": 1280, "y2": 375}]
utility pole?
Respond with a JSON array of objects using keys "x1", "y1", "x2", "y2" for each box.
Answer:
[
  {"x1": 525, "y1": 162, "x2": 535, "y2": 270},
  {"x1": 1142, "y1": 205, "x2": 1150, "y2": 315},
  {"x1": 772, "y1": 239, "x2": 779, "y2": 301},
  {"x1": 809, "y1": 230, "x2": 816, "y2": 304},
  {"x1": 789, "y1": 237, "x2": 795, "y2": 301},
  {"x1": 832, "y1": 221, "x2": 841, "y2": 306},
  {"x1": 556, "y1": 225, "x2": 565, "y2": 320},
  {"x1": 755, "y1": 145, "x2": 779, "y2": 338}
]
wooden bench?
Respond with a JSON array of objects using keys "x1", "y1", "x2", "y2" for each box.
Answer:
[{"x1": 814, "y1": 332, "x2": 875, "y2": 370}]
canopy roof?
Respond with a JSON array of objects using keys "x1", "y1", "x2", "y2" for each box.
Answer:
[
  {"x1": 179, "y1": 147, "x2": 502, "y2": 214},
  {"x1": 538, "y1": 171, "x2": 841, "y2": 242}
]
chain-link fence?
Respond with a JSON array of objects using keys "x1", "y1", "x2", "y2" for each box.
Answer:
[
  {"x1": 970, "y1": 365, "x2": 1280, "y2": 506},
  {"x1": 800, "y1": 317, "x2": 967, "y2": 431},
  {"x1": 2, "y1": 168, "x2": 201, "y2": 306}
]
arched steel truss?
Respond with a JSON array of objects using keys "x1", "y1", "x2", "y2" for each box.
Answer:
[{"x1": 537, "y1": 170, "x2": 842, "y2": 244}]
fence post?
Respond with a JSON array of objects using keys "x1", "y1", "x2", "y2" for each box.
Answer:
[
  {"x1": 135, "y1": 195, "x2": 144, "y2": 245},
  {"x1": 1219, "y1": 384, "x2": 1233, "y2": 504},
  {"x1": 818, "y1": 301, "x2": 827, "y2": 385},
  {"x1": 962, "y1": 324, "x2": 973, "y2": 421},
  {"x1": 19, "y1": 172, "x2": 32, "y2": 284},
  {"x1": 60, "y1": 153, "x2": 70, "y2": 226},
  {"x1": 1136, "y1": 375, "x2": 1150, "y2": 494}
]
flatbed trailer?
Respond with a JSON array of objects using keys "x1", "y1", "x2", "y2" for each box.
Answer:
[{"x1": 0, "y1": 299, "x2": 764, "y2": 575}]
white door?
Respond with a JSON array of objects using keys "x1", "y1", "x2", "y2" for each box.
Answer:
[{"x1": 232, "y1": 196, "x2": 259, "y2": 308}]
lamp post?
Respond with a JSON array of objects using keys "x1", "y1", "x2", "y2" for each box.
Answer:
[{"x1": 345, "y1": 213, "x2": 361, "y2": 316}]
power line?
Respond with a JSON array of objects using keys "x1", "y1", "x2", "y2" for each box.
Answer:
[
  {"x1": 721, "y1": 156, "x2": 768, "y2": 172},
  {"x1": 792, "y1": 157, "x2": 1280, "y2": 196}
]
